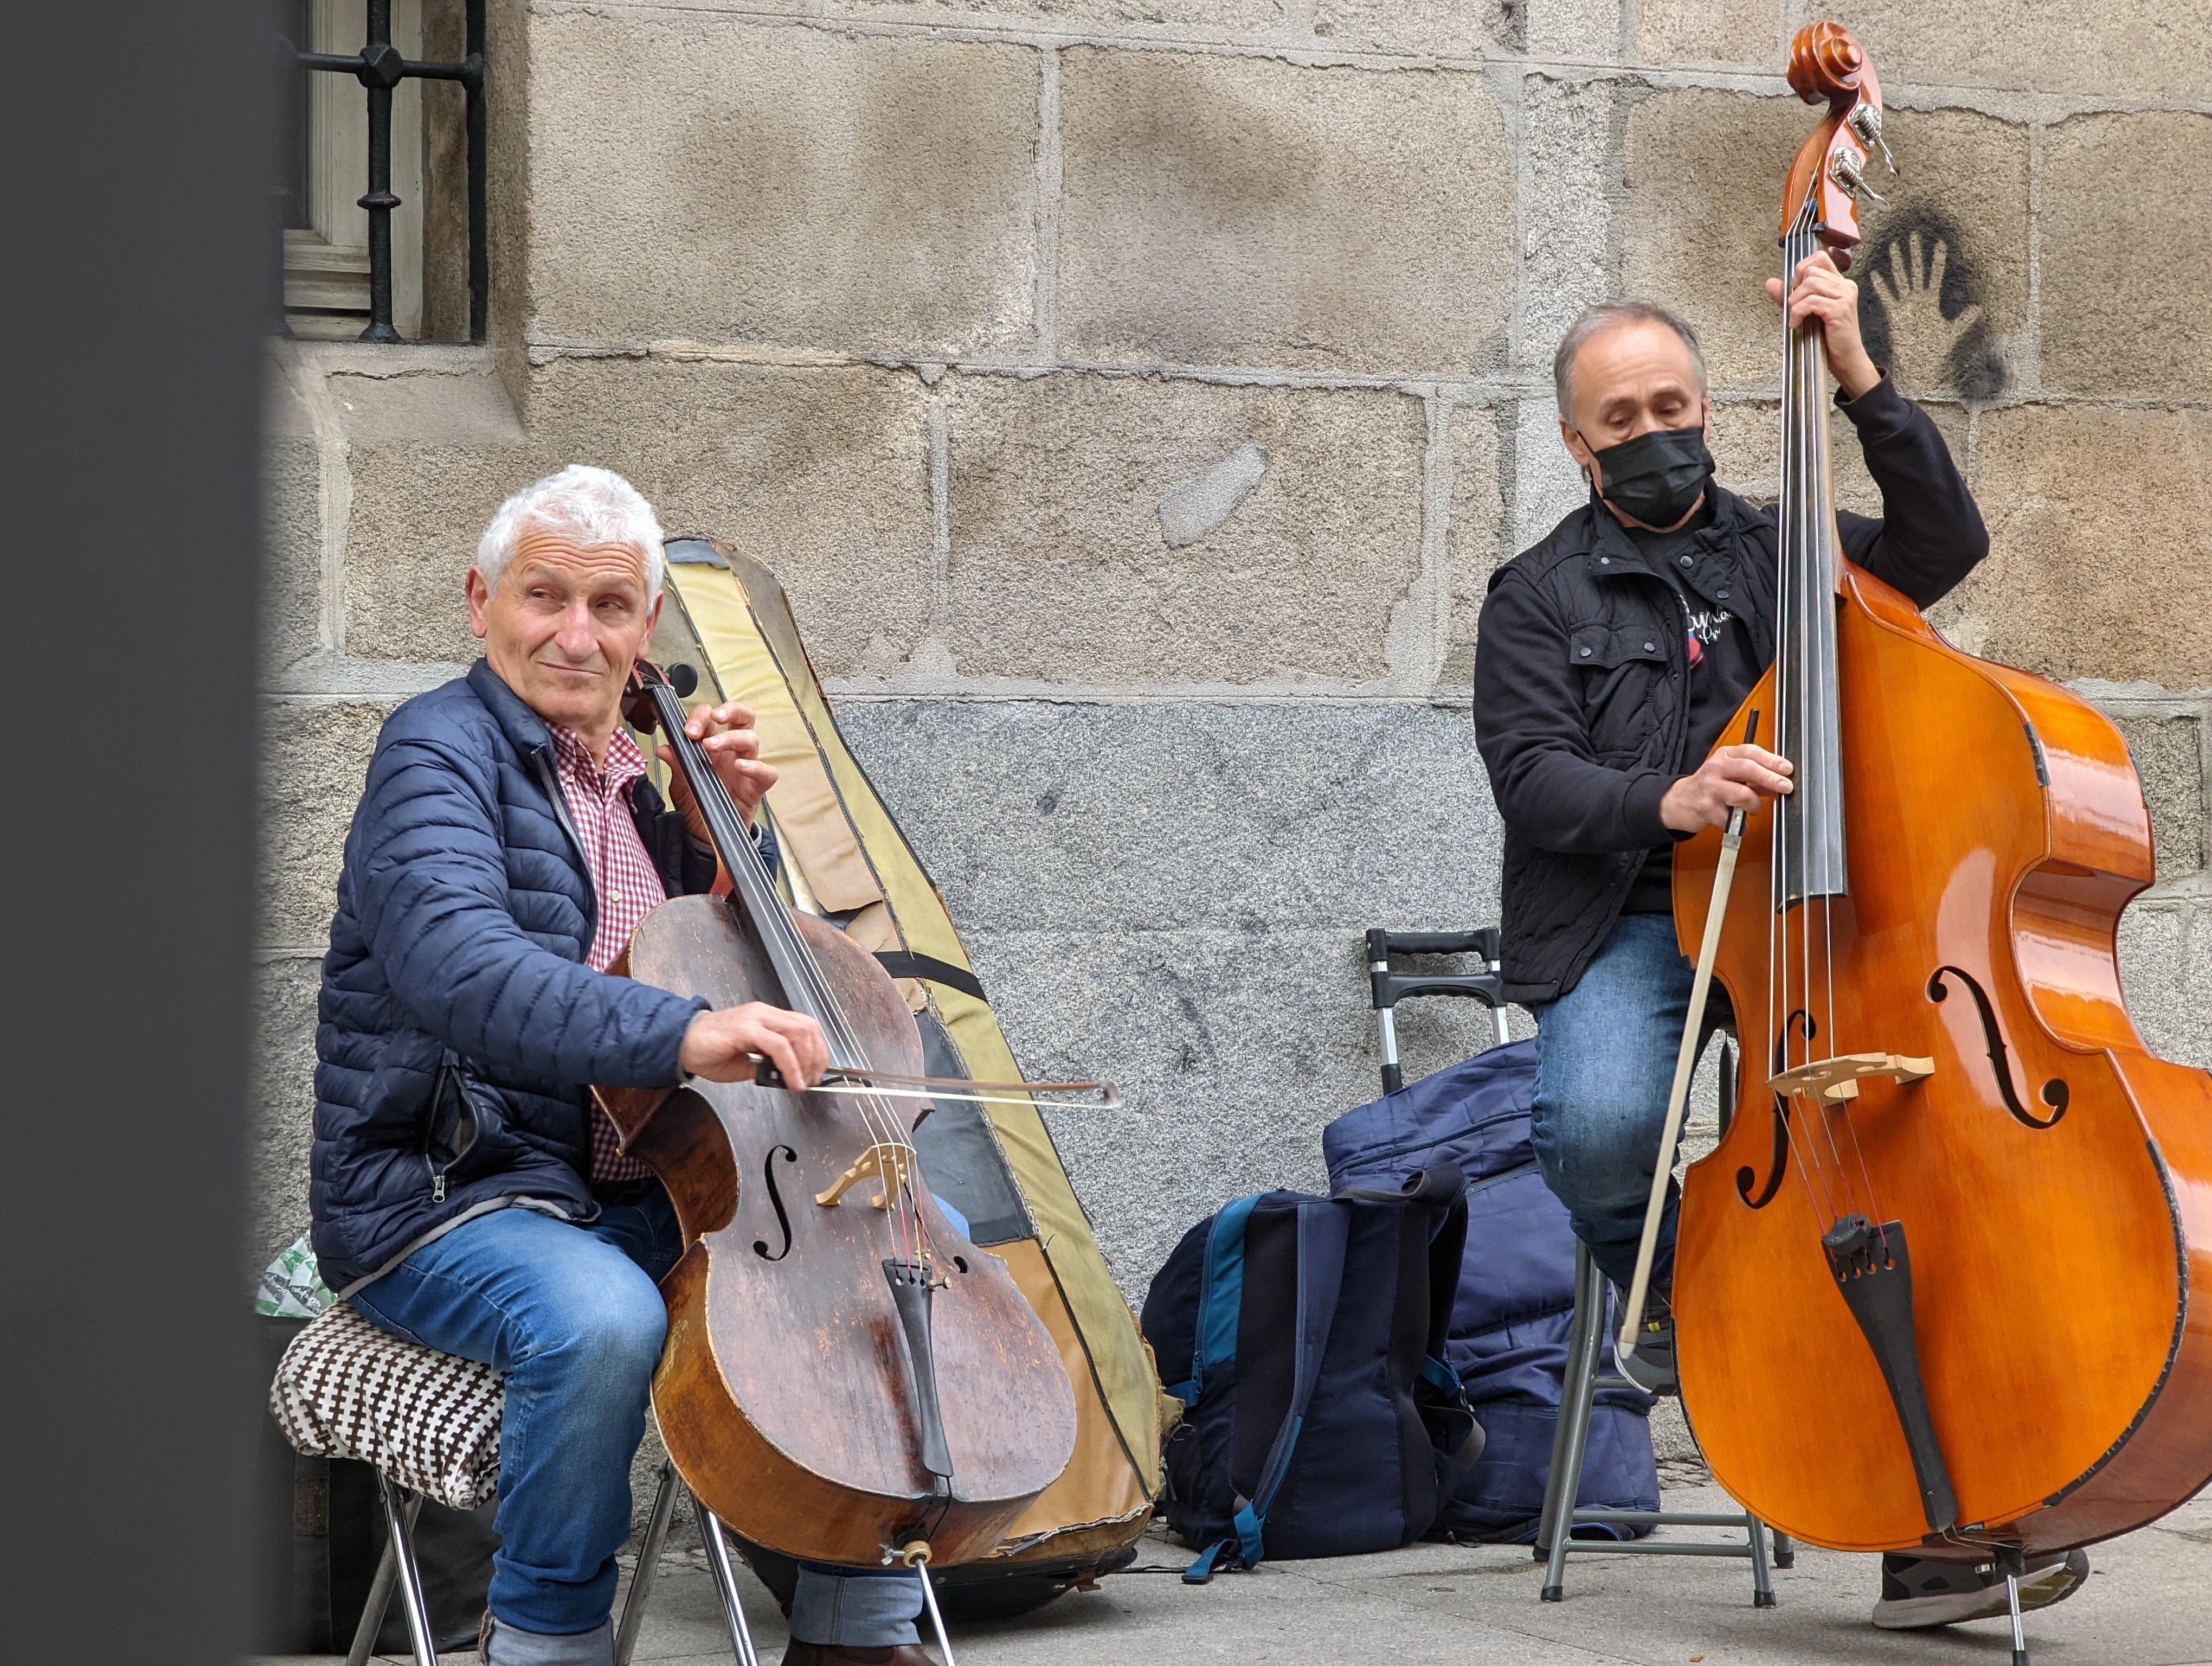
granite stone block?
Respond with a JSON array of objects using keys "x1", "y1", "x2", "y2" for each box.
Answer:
[
  {"x1": 1057, "y1": 48, "x2": 1514, "y2": 374},
  {"x1": 1635, "y1": 0, "x2": 1777, "y2": 67},
  {"x1": 1445, "y1": 403, "x2": 1509, "y2": 687},
  {"x1": 1793, "y1": 0, "x2": 2212, "y2": 99},
  {"x1": 250, "y1": 956, "x2": 324, "y2": 1276},
  {"x1": 940, "y1": 373, "x2": 1427, "y2": 684},
  {"x1": 342, "y1": 360, "x2": 937, "y2": 678},
  {"x1": 2115, "y1": 716, "x2": 2204, "y2": 882},
  {"x1": 1943, "y1": 404, "x2": 2212, "y2": 687},
  {"x1": 529, "y1": 10, "x2": 1041, "y2": 357},
  {"x1": 2041, "y1": 113, "x2": 2212, "y2": 401},
  {"x1": 259, "y1": 699, "x2": 393, "y2": 950}
]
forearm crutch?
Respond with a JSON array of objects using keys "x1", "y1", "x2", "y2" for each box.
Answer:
[{"x1": 1618, "y1": 712, "x2": 1759, "y2": 1366}]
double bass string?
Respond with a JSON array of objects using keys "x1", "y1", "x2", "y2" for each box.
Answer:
[
  {"x1": 1772, "y1": 203, "x2": 1854, "y2": 1231},
  {"x1": 1771, "y1": 196, "x2": 1889, "y2": 1238}
]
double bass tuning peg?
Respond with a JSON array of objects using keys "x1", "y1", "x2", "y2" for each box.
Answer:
[
  {"x1": 1848, "y1": 103, "x2": 1898, "y2": 175},
  {"x1": 1830, "y1": 148, "x2": 1890, "y2": 210}
]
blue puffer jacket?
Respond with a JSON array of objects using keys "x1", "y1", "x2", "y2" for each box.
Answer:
[{"x1": 311, "y1": 659, "x2": 771, "y2": 1296}]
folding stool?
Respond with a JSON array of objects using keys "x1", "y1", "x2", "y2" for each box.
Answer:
[
  {"x1": 269, "y1": 1301, "x2": 762, "y2": 1665},
  {"x1": 1365, "y1": 932, "x2": 1791, "y2": 1606},
  {"x1": 1535, "y1": 1233, "x2": 1791, "y2": 1604}
]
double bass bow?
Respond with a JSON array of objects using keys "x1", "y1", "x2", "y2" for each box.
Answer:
[
  {"x1": 1652, "y1": 21, "x2": 2212, "y2": 1562},
  {"x1": 594, "y1": 658, "x2": 1081, "y2": 1577}
]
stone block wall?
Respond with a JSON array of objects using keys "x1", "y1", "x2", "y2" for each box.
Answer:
[{"x1": 259, "y1": 1, "x2": 2212, "y2": 1361}]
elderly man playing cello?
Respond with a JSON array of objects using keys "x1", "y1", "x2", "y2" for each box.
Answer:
[
  {"x1": 1471, "y1": 261, "x2": 2089, "y2": 1630},
  {"x1": 311, "y1": 465, "x2": 932, "y2": 1666}
]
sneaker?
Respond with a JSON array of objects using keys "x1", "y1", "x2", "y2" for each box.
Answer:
[
  {"x1": 1871, "y1": 1548, "x2": 2089, "y2": 1630},
  {"x1": 1616, "y1": 1289, "x2": 1677, "y2": 1395}
]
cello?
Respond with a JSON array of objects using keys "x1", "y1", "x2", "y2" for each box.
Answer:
[
  {"x1": 1662, "y1": 21, "x2": 2212, "y2": 1568},
  {"x1": 593, "y1": 659, "x2": 1080, "y2": 1581}
]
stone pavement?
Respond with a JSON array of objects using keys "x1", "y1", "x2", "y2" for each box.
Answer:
[{"x1": 255, "y1": 1475, "x2": 2212, "y2": 1666}]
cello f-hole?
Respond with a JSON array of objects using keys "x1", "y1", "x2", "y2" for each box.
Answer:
[
  {"x1": 752, "y1": 1144, "x2": 800, "y2": 1261},
  {"x1": 1926, "y1": 967, "x2": 2068, "y2": 1130}
]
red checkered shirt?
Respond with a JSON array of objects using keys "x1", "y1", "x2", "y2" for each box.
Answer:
[{"x1": 548, "y1": 722, "x2": 667, "y2": 1183}]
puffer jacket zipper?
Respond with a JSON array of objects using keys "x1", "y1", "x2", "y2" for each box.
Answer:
[{"x1": 425, "y1": 1058, "x2": 484, "y2": 1203}]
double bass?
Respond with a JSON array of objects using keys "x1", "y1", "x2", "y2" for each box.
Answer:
[
  {"x1": 594, "y1": 660, "x2": 1079, "y2": 1574},
  {"x1": 1670, "y1": 22, "x2": 2212, "y2": 1561}
]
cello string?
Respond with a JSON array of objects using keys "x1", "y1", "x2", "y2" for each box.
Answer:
[{"x1": 660, "y1": 678, "x2": 933, "y2": 1259}]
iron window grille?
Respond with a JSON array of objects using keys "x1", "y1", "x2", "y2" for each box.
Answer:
[{"x1": 294, "y1": 0, "x2": 486, "y2": 342}]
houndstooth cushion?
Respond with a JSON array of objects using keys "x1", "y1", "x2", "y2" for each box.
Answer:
[{"x1": 270, "y1": 1303, "x2": 504, "y2": 1510}]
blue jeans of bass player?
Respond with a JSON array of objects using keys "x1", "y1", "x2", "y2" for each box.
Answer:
[
  {"x1": 1529, "y1": 912, "x2": 1706, "y2": 1299},
  {"x1": 350, "y1": 1183, "x2": 924, "y2": 1648}
]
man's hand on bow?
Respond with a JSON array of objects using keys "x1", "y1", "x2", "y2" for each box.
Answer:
[
  {"x1": 1660, "y1": 744, "x2": 1795, "y2": 834},
  {"x1": 660, "y1": 699, "x2": 778, "y2": 834},
  {"x1": 680, "y1": 1002, "x2": 828, "y2": 1087},
  {"x1": 1766, "y1": 250, "x2": 1882, "y2": 400}
]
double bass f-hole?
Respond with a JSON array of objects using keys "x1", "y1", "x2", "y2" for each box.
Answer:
[
  {"x1": 752, "y1": 1143, "x2": 800, "y2": 1261},
  {"x1": 1926, "y1": 967, "x2": 2068, "y2": 1129},
  {"x1": 1739, "y1": 1010, "x2": 1817, "y2": 1209}
]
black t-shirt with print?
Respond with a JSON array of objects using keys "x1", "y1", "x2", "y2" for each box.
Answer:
[{"x1": 1619, "y1": 496, "x2": 1769, "y2": 915}]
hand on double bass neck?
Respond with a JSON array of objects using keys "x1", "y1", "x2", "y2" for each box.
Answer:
[
  {"x1": 1766, "y1": 249, "x2": 1883, "y2": 400},
  {"x1": 1660, "y1": 743, "x2": 1793, "y2": 833},
  {"x1": 678, "y1": 1001, "x2": 828, "y2": 1086}
]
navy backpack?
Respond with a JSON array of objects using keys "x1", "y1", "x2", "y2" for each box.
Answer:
[
  {"x1": 1141, "y1": 1168, "x2": 1483, "y2": 1581},
  {"x1": 1324, "y1": 1038, "x2": 1660, "y2": 1543}
]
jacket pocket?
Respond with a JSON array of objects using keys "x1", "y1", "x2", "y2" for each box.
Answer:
[
  {"x1": 1567, "y1": 620, "x2": 1670, "y2": 671},
  {"x1": 1569, "y1": 621, "x2": 1671, "y2": 754},
  {"x1": 425, "y1": 1050, "x2": 500, "y2": 1203}
]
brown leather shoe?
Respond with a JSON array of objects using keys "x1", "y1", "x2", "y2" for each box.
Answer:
[{"x1": 779, "y1": 1644, "x2": 935, "y2": 1665}]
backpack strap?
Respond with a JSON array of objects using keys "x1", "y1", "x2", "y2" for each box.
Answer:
[
  {"x1": 1165, "y1": 1194, "x2": 1262, "y2": 1412},
  {"x1": 1183, "y1": 1200, "x2": 1351, "y2": 1585}
]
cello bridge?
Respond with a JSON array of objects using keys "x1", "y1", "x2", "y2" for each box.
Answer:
[
  {"x1": 1767, "y1": 1052, "x2": 1935, "y2": 1106},
  {"x1": 815, "y1": 1144, "x2": 912, "y2": 1212}
]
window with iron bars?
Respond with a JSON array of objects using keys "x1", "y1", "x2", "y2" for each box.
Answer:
[{"x1": 279, "y1": 0, "x2": 485, "y2": 342}]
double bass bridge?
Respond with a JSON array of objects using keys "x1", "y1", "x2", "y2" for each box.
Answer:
[{"x1": 1767, "y1": 1051, "x2": 1934, "y2": 1106}]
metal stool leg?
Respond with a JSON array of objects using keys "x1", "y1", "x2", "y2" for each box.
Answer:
[
  {"x1": 693, "y1": 1493, "x2": 763, "y2": 1666},
  {"x1": 1746, "y1": 1499, "x2": 1777, "y2": 1607},
  {"x1": 1542, "y1": 1245, "x2": 1608, "y2": 1601},
  {"x1": 1771, "y1": 1528, "x2": 1795, "y2": 1569},
  {"x1": 346, "y1": 1494, "x2": 416, "y2": 1666},
  {"x1": 615, "y1": 1462, "x2": 683, "y2": 1666},
  {"x1": 1535, "y1": 1242, "x2": 1597, "y2": 1562},
  {"x1": 1536, "y1": 1239, "x2": 1785, "y2": 1608},
  {"x1": 376, "y1": 1475, "x2": 443, "y2": 1666}
]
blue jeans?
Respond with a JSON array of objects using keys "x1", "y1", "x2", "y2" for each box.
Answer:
[
  {"x1": 1529, "y1": 912, "x2": 1707, "y2": 1296},
  {"x1": 352, "y1": 1184, "x2": 923, "y2": 1645}
]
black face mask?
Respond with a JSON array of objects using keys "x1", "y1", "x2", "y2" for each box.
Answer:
[{"x1": 1584, "y1": 425, "x2": 1714, "y2": 528}]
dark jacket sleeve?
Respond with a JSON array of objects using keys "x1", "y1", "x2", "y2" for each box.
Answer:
[
  {"x1": 353, "y1": 736, "x2": 707, "y2": 1089},
  {"x1": 1832, "y1": 373, "x2": 1987, "y2": 608},
  {"x1": 1474, "y1": 568, "x2": 1678, "y2": 855}
]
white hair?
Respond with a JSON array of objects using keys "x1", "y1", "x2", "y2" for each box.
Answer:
[{"x1": 476, "y1": 465, "x2": 666, "y2": 595}]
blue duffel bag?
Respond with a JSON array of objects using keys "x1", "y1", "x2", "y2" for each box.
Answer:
[
  {"x1": 1324, "y1": 1038, "x2": 1660, "y2": 1543},
  {"x1": 1141, "y1": 1167, "x2": 1484, "y2": 1581}
]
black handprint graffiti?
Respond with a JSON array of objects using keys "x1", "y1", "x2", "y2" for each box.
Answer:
[{"x1": 1854, "y1": 208, "x2": 2007, "y2": 402}]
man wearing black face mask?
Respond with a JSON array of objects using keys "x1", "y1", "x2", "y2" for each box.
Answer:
[{"x1": 1472, "y1": 267, "x2": 2085, "y2": 1629}]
